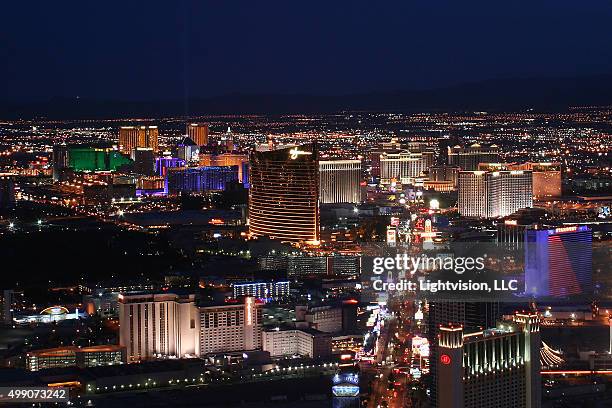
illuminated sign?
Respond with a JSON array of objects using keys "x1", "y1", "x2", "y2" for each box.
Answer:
[
  {"x1": 440, "y1": 354, "x2": 451, "y2": 365},
  {"x1": 553, "y1": 226, "x2": 578, "y2": 234},
  {"x1": 246, "y1": 297, "x2": 253, "y2": 325},
  {"x1": 386, "y1": 227, "x2": 397, "y2": 244},
  {"x1": 332, "y1": 385, "x2": 360, "y2": 397},
  {"x1": 289, "y1": 148, "x2": 312, "y2": 160}
]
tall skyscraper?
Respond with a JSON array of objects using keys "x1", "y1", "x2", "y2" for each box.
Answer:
[
  {"x1": 249, "y1": 143, "x2": 320, "y2": 243},
  {"x1": 199, "y1": 297, "x2": 262, "y2": 355},
  {"x1": 319, "y1": 160, "x2": 361, "y2": 204},
  {"x1": 458, "y1": 170, "x2": 533, "y2": 218},
  {"x1": 380, "y1": 150, "x2": 433, "y2": 184},
  {"x1": 370, "y1": 138, "x2": 403, "y2": 178},
  {"x1": 0, "y1": 174, "x2": 16, "y2": 210},
  {"x1": 448, "y1": 144, "x2": 500, "y2": 171},
  {"x1": 131, "y1": 147, "x2": 155, "y2": 176},
  {"x1": 52, "y1": 145, "x2": 70, "y2": 182},
  {"x1": 437, "y1": 312, "x2": 541, "y2": 408},
  {"x1": 186, "y1": 123, "x2": 209, "y2": 147},
  {"x1": 428, "y1": 301, "x2": 502, "y2": 408},
  {"x1": 118, "y1": 293, "x2": 200, "y2": 362},
  {"x1": 524, "y1": 225, "x2": 592, "y2": 298},
  {"x1": 119, "y1": 126, "x2": 159, "y2": 154},
  {"x1": 507, "y1": 162, "x2": 562, "y2": 200}
]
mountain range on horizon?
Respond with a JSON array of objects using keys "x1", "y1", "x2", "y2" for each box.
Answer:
[{"x1": 2, "y1": 74, "x2": 612, "y2": 119}]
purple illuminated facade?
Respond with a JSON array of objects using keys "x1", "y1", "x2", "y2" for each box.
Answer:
[{"x1": 524, "y1": 225, "x2": 592, "y2": 298}]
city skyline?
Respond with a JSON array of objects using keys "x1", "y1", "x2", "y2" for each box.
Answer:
[{"x1": 0, "y1": 3, "x2": 611, "y2": 408}]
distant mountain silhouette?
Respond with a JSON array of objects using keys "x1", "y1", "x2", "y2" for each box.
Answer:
[{"x1": 2, "y1": 75, "x2": 612, "y2": 119}]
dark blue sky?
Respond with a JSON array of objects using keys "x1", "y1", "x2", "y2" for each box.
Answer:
[{"x1": 2, "y1": 1, "x2": 612, "y2": 101}]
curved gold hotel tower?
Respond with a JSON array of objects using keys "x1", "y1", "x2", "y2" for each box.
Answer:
[{"x1": 249, "y1": 143, "x2": 319, "y2": 243}]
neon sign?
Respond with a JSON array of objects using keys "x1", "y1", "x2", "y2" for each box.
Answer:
[
  {"x1": 289, "y1": 148, "x2": 312, "y2": 160},
  {"x1": 440, "y1": 354, "x2": 451, "y2": 365}
]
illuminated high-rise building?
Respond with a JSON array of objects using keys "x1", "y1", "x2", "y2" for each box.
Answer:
[
  {"x1": 508, "y1": 162, "x2": 562, "y2": 200},
  {"x1": 199, "y1": 297, "x2": 262, "y2": 355},
  {"x1": 380, "y1": 150, "x2": 433, "y2": 184},
  {"x1": 186, "y1": 123, "x2": 209, "y2": 147},
  {"x1": 118, "y1": 293, "x2": 200, "y2": 362},
  {"x1": 119, "y1": 126, "x2": 159, "y2": 154},
  {"x1": 437, "y1": 312, "x2": 541, "y2": 408},
  {"x1": 458, "y1": 170, "x2": 532, "y2": 218},
  {"x1": 448, "y1": 144, "x2": 500, "y2": 171},
  {"x1": 524, "y1": 225, "x2": 592, "y2": 298},
  {"x1": 370, "y1": 138, "x2": 403, "y2": 178},
  {"x1": 249, "y1": 143, "x2": 320, "y2": 243},
  {"x1": 428, "y1": 301, "x2": 502, "y2": 407},
  {"x1": 318, "y1": 160, "x2": 361, "y2": 204}
]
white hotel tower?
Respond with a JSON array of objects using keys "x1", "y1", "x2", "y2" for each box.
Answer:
[
  {"x1": 118, "y1": 293, "x2": 200, "y2": 362},
  {"x1": 437, "y1": 312, "x2": 541, "y2": 408},
  {"x1": 458, "y1": 170, "x2": 533, "y2": 218},
  {"x1": 318, "y1": 160, "x2": 361, "y2": 204}
]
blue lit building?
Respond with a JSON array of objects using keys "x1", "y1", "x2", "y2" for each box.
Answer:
[
  {"x1": 524, "y1": 225, "x2": 592, "y2": 298},
  {"x1": 155, "y1": 157, "x2": 186, "y2": 177},
  {"x1": 166, "y1": 166, "x2": 239, "y2": 194},
  {"x1": 232, "y1": 281, "x2": 290, "y2": 301}
]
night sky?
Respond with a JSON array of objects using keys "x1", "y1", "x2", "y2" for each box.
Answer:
[{"x1": 2, "y1": 1, "x2": 612, "y2": 101}]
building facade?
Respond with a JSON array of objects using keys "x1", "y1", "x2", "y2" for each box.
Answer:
[
  {"x1": 458, "y1": 170, "x2": 533, "y2": 218},
  {"x1": 199, "y1": 153, "x2": 249, "y2": 183},
  {"x1": 509, "y1": 162, "x2": 562, "y2": 200},
  {"x1": 297, "y1": 305, "x2": 344, "y2": 333},
  {"x1": 186, "y1": 123, "x2": 209, "y2": 147},
  {"x1": 448, "y1": 144, "x2": 500, "y2": 171},
  {"x1": 262, "y1": 328, "x2": 332, "y2": 358},
  {"x1": 380, "y1": 150, "x2": 433, "y2": 184},
  {"x1": 118, "y1": 293, "x2": 200, "y2": 362},
  {"x1": 199, "y1": 297, "x2": 262, "y2": 355},
  {"x1": 131, "y1": 147, "x2": 155, "y2": 176},
  {"x1": 525, "y1": 225, "x2": 592, "y2": 298},
  {"x1": 249, "y1": 144, "x2": 320, "y2": 243},
  {"x1": 318, "y1": 160, "x2": 361, "y2": 204},
  {"x1": 232, "y1": 281, "x2": 290, "y2": 300},
  {"x1": 437, "y1": 312, "x2": 541, "y2": 408},
  {"x1": 166, "y1": 166, "x2": 239, "y2": 194},
  {"x1": 119, "y1": 126, "x2": 159, "y2": 154},
  {"x1": 26, "y1": 345, "x2": 127, "y2": 371}
]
